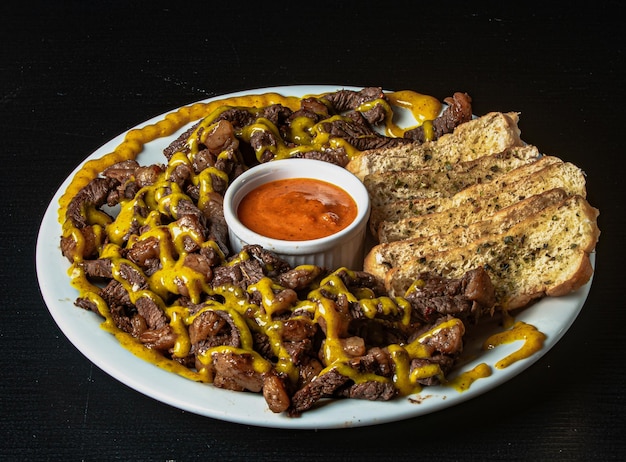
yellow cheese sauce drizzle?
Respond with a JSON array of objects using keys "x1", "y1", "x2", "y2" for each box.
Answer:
[
  {"x1": 446, "y1": 363, "x2": 493, "y2": 392},
  {"x1": 54, "y1": 88, "x2": 548, "y2": 402},
  {"x1": 443, "y1": 315, "x2": 546, "y2": 392},
  {"x1": 483, "y1": 320, "x2": 547, "y2": 369},
  {"x1": 306, "y1": 269, "x2": 470, "y2": 396}
]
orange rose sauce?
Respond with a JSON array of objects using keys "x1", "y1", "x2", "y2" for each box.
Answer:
[{"x1": 237, "y1": 178, "x2": 357, "y2": 241}]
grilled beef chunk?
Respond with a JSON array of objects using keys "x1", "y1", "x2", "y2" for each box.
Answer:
[
  {"x1": 134, "y1": 164, "x2": 164, "y2": 187},
  {"x1": 126, "y1": 236, "x2": 160, "y2": 274},
  {"x1": 277, "y1": 266, "x2": 325, "y2": 291},
  {"x1": 340, "y1": 380, "x2": 397, "y2": 402},
  {"x1": 322, "y1": 87, "x2": 387, "y2": 125},
  {"x1": 281, "y1": 318, "x2": 317, "y2": 343},
  {"x1": 61, "y1": 176, "x2": 119, "y2": 260},
  {"x1": 60, "y1": 225, "x2": 100, "y2": 262},
  {"x1": 249, "y1": 127, "x2": 280, "y2": 163},
  {"x1": 189, "y1": 309, "x2": 242, "y2": 352},
  {"x1": 66, "y1": 177, "x2": 118, "y2": 228},
  {"x1": 405, "y1": 267, "x2": 495, "y2": 324},
  {"x1": 168, "y1": 161, "x2": 193, "y2": 191},
  {"x1": 200, "y1": 119, "x2": 239, "y2": 156},
  {"x1": 79, "y1": 258, "x2": 113, "y2": 279},
  {"x1": 287, "y1": 97, "x2": 329, "y2": 127},
  {"x1": 211, "y1": 350, "x2": 264, "y2": 392},
  {"x1": 100, "y1": 280, "x2": 132, "y2": 307},
  {"x1": 244, "y1": 244, "x2": 292, "y2": 277},
  {"x1": 409, "y1": 315, "x2": 465, "y2": 355},
  {"x1": 211, "y1": 255, "x2": 266, "y2": 292},
  {"x1": 323, "y1": 87, "x2": 382, "y2": 112},
  {"x1": 263, "y1": 372, "x2": 291, "y2": 413},
  {"x1": 139, "y1": 325, "x2": 178, "y2": 351},
  {"x1": 348, "y1": 316, "x2": 410, "y2": 347},
  {"x1": 320, "y1": 111, "x2": 376, "y2": 139},
  {"x1": 74, "y1": 297, "x2": 98, "y2": 314},
  {"x1": 291, "y1": 149, "x2": 349, "y2": 167},
  {"x1": 135, "y1": 296, "x2": 167, "y2": 330},
  {"x1": 408, "y1": 315, "x2": 466, "y2": 386},
  {"x1": 261, "y1": 104, "x2": 294, "y2": 129},
  {"x1": 351, "y1": 135, "x2": 413, "y2": 151},
  {"x1": 102, "y1": 159, "x2": 140, "y2": 183},
  {"x1": 335, "y1": 268, "x2": 387, "y2": 296},
  {"x1": 118, "y1": 262, "x2": 148, "y2": 290},
  {"x1": 289, "y1": 368, "x2": 351, "y2": 416},
  {"x1": 163, "y1": 123, "x2": 199, "y2": 160}
]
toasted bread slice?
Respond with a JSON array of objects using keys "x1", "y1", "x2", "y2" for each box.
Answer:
[
  {"x1": 365, "y1": 188, "x2": 571, "y2": 280},
  {"x1": 346, "y1": 112, "x2": 522, "y2": 180},
  {"x1": 384, "y1": 195, "x2": 600, "y2": 310},
  {"x1": 370, "y1": 157, "x2": 586, "y2": 236},
  {"x1": 364, "y1": 145, "x2": 540, "y2": 207},
  {"x1": 377, "y1": 183, "x2": 579, "y2": 244}
]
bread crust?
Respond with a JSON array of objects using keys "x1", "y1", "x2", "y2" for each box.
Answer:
[
  {"x1": 370, "y1": 158, "x2": 587, "y2": 236},
  {"x1": 346, "y1": 112, "x2": 522, "y2": 180},
  {"x1": 351, "y1": 109, "x2": 599, "y2": 311},
  {"x1": 384, "y1": 195, "x2": 600, "y2": 310},
  {"x1": 364, "y1": 188, "x2": 572, "y2": 279},
  {"x1": 364, "y1": 145, "x2": 541, "y2": 207}
]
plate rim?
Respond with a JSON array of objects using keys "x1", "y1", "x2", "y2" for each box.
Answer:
[{"x1": 35, "y1": 84, "x2": 595, "y2": 429}]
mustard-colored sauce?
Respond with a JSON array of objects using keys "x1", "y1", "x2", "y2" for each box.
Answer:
[
  {"x1": 438, "y1": 316, "x2": 546, "y2": 393},
  {"x1": 385, "y1": 90, "x2": 442, "y2": 138},
  {"x1": 237, "y1": 178, "x2": 357, "y2": 241},
  {"x1": 483, "y1": 321, "x2": 547, "y2": 369},
  {"x1": 447, "y1": 363, "x2": 492, "y2": 392}
]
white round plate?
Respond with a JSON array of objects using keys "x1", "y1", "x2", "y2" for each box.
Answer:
[{"x1": 36, "y1": 85, "x2": 594, "y2": 429}]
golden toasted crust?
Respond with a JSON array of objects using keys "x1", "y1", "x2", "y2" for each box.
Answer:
[
  {"x1": 370, "y1": 158, "x2": 587, "y2": 236},
  {"x1": 352, "y1": 109, "x2": 599, "y2": 311},
  {"x1": 364, "y1": 145, "x2": 540, "y2": 207},
  {"x1": 384, "y1": 195, "x2": 600, "y2": 310},
  {"x1": 346, "y1": 112, "x2": 522, "y2": 180},
  {"x1": 364, "y1": 188, "x2": 572, "y2": 280}
]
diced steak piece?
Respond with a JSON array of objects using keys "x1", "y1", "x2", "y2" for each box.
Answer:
[
  {"x1": 405, "y1": 267, "x2": 496, "y2": 324},
  {"x1": 189, "y1": 309, "x2": 242, "y2": 352},
  {"x1": 135, "y1": 296, "x2": 167, "y2": 330},
  {"x1": 339, "y1": 380, "x2": 396, "y2": 401},
  {"x1": 323, "y1": 87, "x2": 387, "y2": 125},
  {"x1": 211, "y1": 350, "x2": 264, "y2": 393},
  {"x1": 288, "y1": 368, "x2": 351, "y2": 416},
  {"x1": 65, "y1": 177, "x2": 118, "y2": 228}
]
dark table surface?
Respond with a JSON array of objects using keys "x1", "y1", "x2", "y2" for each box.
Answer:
[{"x1": 2, "y1": 1, "x2": 625, "y2": 460}]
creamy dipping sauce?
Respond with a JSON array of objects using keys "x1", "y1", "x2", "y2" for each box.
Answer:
[{"x1": 237, "y1": 178, "x2": 357, "y2": 241}]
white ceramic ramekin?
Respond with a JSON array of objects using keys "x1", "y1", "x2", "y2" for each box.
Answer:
[{"x1": 223, "y1": 158, "x2": 371, "y2": 270}]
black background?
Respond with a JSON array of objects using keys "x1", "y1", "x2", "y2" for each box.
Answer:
[{"x1": 2, "y1": 1, "x2": 624, "y2": 460}]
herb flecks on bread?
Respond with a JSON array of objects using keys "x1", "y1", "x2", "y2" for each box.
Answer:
[
  {"x1": 364, "y1": 188, "x2": 573, "y2": 278},
  {"x1": 364, "y1": 145, "x2": 541, "y2": 207},
  {"x1": 346, "y1": 111, "x2": 522, "y2": 181},
  {"x1": 385, "y1": 195, "x2": 599, "y2": 310},
  {"x1": 353, "y1": 111, "x2": 600, "y2": 311}
]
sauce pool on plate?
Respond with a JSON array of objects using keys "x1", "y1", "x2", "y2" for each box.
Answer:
[{"x1": 237, "y1": 178, "x2": 358, "y2": 241}]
